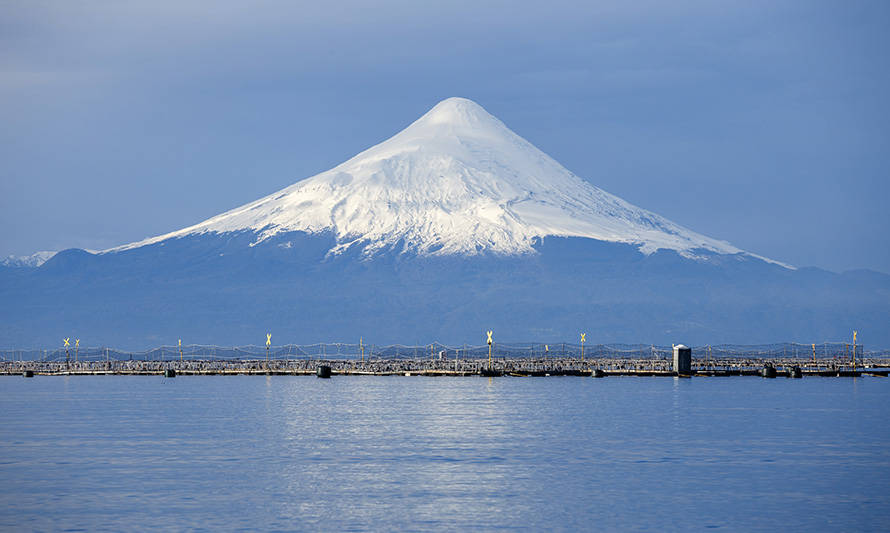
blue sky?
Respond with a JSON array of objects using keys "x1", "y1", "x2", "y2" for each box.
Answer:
[{"x1": 2, "y1": 1, "x2": 888, "y2": 272}]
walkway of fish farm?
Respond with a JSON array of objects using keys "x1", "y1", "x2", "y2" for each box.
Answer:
[
  {"x1": 3, "y1": 341, "x2": 886, "y2": 377},
  {"x1": 3, "y1": 358, "x2": 888, "y2": 377}
]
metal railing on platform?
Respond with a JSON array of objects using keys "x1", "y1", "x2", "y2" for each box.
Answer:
[{"x1": 0, "y1": 341, "x2": 883, "y2": 362}]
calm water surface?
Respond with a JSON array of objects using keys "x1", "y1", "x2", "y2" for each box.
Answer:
[{"x1": 1, "y1": 375, "x2": 888, "y2": 531}]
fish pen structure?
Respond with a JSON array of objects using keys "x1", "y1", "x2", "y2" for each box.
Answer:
[
  {"x1": 0, "y1": 341, "x2": 882, "y2": 362},
  {"x1": 1, "y1": 342, "x2": 887, "y2": 377}
]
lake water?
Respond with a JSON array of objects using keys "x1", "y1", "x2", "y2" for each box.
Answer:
[{"x1": 1, "y1": 375, "x2": 888, "y2": 531}]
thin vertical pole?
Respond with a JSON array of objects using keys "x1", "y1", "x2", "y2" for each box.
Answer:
[
  {"x1": 487, "y1": 331, "x2": 493, "y2": 370},
  {"x1": 853, "y1": 331, "x2": 857, "y2": 372},
  {"x1": 580, "y1": 333, "x2": 586, "y2": 364}
]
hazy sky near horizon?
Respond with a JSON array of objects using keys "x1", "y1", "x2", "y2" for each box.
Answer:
[{"x1": 2, "y1": 1, "x2": 888, "y2": 272}]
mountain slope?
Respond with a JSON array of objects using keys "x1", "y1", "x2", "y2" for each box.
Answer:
[
  {"x1": 110, "y1": 98, "x2": 778, "y2": 264},
  {"x1": 2, "y1": 233, "x2": 887, "y2": 349},
  {"x1": 2, "y1": 251, "x2": 57, "y2": 268},
  {"x1": 3, "y1": 97, "x2": 887, "y2": 350}
]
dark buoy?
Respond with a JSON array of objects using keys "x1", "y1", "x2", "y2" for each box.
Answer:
[
  {"x1": 164, "y1": 369, "x2": 176, "y2": 378},
  {"x1": 23, "y1": 370, "x2": 34, "y2": 378},
  {"x1": 761, "y1": 364, "x2": 777, "y2": 378},
  {"x1": 789, "y1": 366, "x2": 802, "y2": 379},
  {"x1": 479, "y1": 368, "x2": 502, "y2": 377},
  {"x1": 316, "y1": 365, "x2": 332, "y2": 378},
  {"x1": 593, "y1": 368, "x2": 606, "y2": 378}
]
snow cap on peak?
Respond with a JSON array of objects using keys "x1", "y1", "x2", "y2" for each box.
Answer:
[
  {"x1": 417, "y1": 97, "x2": 496, "y2": 126},
  {"x1": 392, "y1": 97, "x2": 513, "y2": 145},
  {"x1": 109, "y1": 96, "x2": 790, "y2": 268}
]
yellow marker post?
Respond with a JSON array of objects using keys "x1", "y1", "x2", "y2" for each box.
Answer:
[
  {"x1": 580, "y1": 333, "x2": 586, "y2": 364},
  {"x1": 360, "y1": 337, "x2": 364, "y2": 364},
  {"x1": 266, "y1": 333, "x2": 272, "y2": 364},
  {"x1": 75, "y1": 339, "x2": 80, "y2": 363},
  {"x1": 545, "y1": 344, "x2": 549, "y2": 362},
  {"x1": 64, "y1": 338, "x2": 70, "y2": 365},
  {"x1": 487, "y1": 330, "x2": 493, "y2": 369},
  {"x1": 179, "y1": 339, "x2": 183, "y2": 362}
]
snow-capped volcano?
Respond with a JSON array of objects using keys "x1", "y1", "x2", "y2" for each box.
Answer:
[
  {"x1": 112, "y1": 97, "x2": 764, "y2": 262},
  {"x1": 6, "y1": 97, "x2": 889, "y2": 349}
]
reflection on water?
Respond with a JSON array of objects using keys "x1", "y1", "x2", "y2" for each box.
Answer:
[{"x1": 1, "y1": 375, "x2": 888, "y2": 531}]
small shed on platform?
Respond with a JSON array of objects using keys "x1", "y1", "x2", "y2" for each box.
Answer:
[{"x1": 673, "y1": 344, "x2": 692, "y2": 374}]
